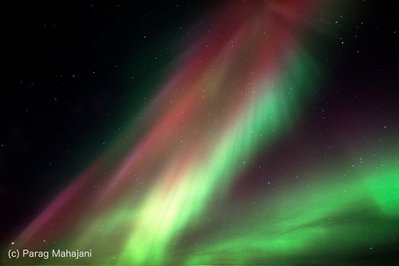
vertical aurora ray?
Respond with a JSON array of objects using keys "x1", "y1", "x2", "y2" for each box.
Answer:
[
  {"x1": 4, "y1": 1, "x2": 399, "y2": 265},
  {"x1": 113, "y1": 1, "x2": 323, "y2": 264},
  {"x1": 117, "y1": 50, "x2": 318, "y2": 264}
]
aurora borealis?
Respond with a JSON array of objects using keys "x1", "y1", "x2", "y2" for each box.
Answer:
[{"x1": 2, "y1": 0, "x2": 399, "y2": 265}]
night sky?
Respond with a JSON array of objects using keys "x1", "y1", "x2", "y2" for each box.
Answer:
[
  {"x1": 2, "y1": 0, "x2": 214, "y2": 235},
  {"x1": 1, "y1": 0, "x2": 399, "y2": 265}
]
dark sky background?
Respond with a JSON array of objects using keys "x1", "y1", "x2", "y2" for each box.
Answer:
[{"x1": 1, "y1": 0, "x2": 398, "y2": 252}]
